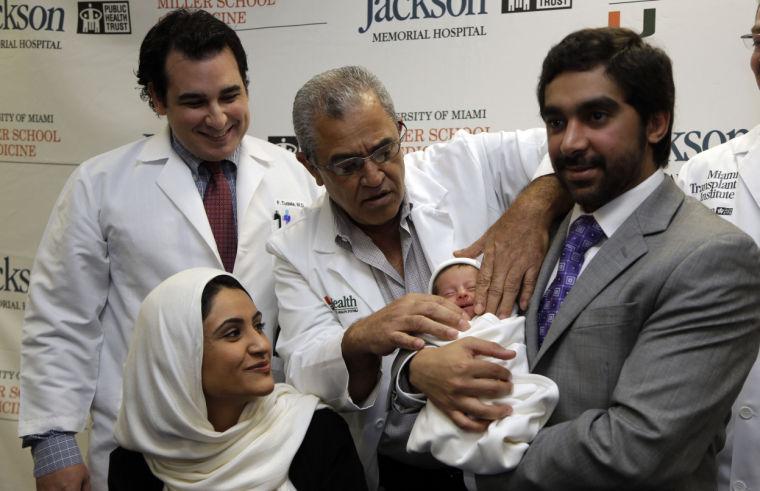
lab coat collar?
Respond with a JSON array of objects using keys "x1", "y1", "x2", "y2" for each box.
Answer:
[
  {"x1": 405, "y1": 164, "x2": 454, "y2": 271},
  {"x1": 737, "y1": 125, "x2": 760, "y2": 211},
  {"x1": 137, "y1": 126, "x2": 278, "y2": 164},
  {"x1": 234, "y1": 137, "x2": 268, "y2": 247},
  {"x1": 308, "y1": 163, "x2": 453, "y2": 310},
  {"x1": 148, "y1": 129, "x2": 220, "y2": 266},
  {"x1": 144, "y1": 127, "x2": 272, "y2": 271},
  {"x1": 311, "y1": 163, "x2": 452, "y2": 261},
  {"x1": 529, "y1": 179, "x2": 681, "y2": 365},
  {"x1": 312, "y1": 194, "x2": 339, "y2": 254},
  {"x1": 730, "y1": 124, "x2": 760, "y2": 156},
  {"x1": 137, "y1": 125, "x2": 172, "y2": 164},
  {"x1": 310, "y1": 195, "x2": 386, "y2": 313}
]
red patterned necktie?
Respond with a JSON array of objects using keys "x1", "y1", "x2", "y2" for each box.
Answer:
[{"x1": 202, "y1": 161, "x2": 237, "y2": 272}]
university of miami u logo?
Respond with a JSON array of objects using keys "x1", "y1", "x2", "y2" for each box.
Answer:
[{"x1": 609, "y1": 8, "x2": 656, "y2": 38}]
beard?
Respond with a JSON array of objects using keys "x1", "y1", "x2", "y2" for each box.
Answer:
[{"x1": 553, "y1": 130, "x2": 649, "y2": 212}]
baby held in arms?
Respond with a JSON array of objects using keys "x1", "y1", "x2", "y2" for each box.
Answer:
[{"x1": 406, "y1": 258, "x2": 559, "y2": 474}]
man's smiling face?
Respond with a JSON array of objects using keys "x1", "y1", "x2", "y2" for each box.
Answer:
[{"x1": 153, "y1": 46, "x2": 250, "y2": 162}]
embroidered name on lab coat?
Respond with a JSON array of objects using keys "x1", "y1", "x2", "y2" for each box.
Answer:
[
  {"x1": 688, "y1": 170, "x2": 737, "y2": 213},
  {"x1": 324, "y1": 295, "x2": 359, "y2": 314}
]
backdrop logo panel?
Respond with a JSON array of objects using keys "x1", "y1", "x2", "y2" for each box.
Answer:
[
  {"x1": 0, "y1": 256, "x2": 30, "y2": 296},
  {"x1": 609, "y1": 7, "x2": 656, "y2": 37},
  {"x1": 0, "y1": 1, "x2": 65, "y2": 31},
  {"x1": 0, "y1": 349, "x2": 20, "y2": 422},
  {"x1": 77, "y1": 1, "x2": 131, "y2": 34},
  {"x1": 670, "y1": 128, "x2": 749, "y2": 163},
  {"x1": 0, "y1": 120, "x2": 61, "y2": 160},
  {"x1": 501, "y1": 0, "x2": 572, "y2": 14},
  {"x1": 358, "y1": 0, "x2": 487, "y2": 33},
  {"x1": 268, "y1": 136, "x2": 298, "y2": 153},
  {"x1": 156, "y1": 0, "x2": 280, "y2": 28},
  {"x1": 0, "y1": 254, "x2": 31, "y2": 423}
]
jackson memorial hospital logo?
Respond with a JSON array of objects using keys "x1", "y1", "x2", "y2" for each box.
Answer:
[
  {"x1": 358, "y1": 0, "x2": 487, "y2": 33},
  {"x1": 0, "y1": 1, "x2": 64, "y2": 31}
]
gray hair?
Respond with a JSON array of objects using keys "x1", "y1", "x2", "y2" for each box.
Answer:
[{"x1": 292, "y1": 66, "x2": 397, "y2": 162}]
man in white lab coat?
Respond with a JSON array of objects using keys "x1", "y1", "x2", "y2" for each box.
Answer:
[
  {"x1": 675, "y1": 3, "x2": 760, "y2": 489},
  {"x1": 18, "y1": 10, "x2": 319, "y2": 491},
  {"x1": 266, "y1": 66, "x2": 569, "y2": 489}
]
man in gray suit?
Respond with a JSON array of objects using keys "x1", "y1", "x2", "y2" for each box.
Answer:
[{"x1": 407, "y1": 27, "x2": 760, "y2": 490}]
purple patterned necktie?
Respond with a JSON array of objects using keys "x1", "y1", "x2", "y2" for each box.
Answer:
[{"x1": 537, "y1": 214, "x2": 605, "y2": 347}]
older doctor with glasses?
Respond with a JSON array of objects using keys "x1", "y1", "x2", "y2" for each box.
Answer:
[{"x1": 266, "y1": 65, "x2": 570, "y2": 489}]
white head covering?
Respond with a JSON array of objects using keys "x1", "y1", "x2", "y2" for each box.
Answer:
[
  {"x1": 114, "y1": 267, "x2": 319, "y2": 491},
  {"x1": 428, "y1": 257, "x2": 481, "y2": 294}
]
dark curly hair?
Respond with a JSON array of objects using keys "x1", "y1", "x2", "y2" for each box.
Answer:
[
  {"x1": 537, "y1": 27, "x2": 675, "y2": 167},
  {"x1": 136, "y1": 9, "x2": 249, "y2": 111}
]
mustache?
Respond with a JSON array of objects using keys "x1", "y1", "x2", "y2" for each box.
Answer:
[
  {"x1": 360, "y1": 187, "x2": 392, "y2": 202},
  {"x1": 554, "y1": 153, "x2": 606, "y2": 169}
]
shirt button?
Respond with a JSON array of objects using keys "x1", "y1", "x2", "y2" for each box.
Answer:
[
  {"x1": 738, "y1": 406, "x2": 755, "y2": 420},
  {"x1": 375, "y1": 418, "x2": 385, "y2": 429},
  {"x1": 732, "y1": 481, "x2": 747, "y2": 491}
]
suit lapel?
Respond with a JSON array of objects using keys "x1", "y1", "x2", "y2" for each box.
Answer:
[
  {"x1": 324, "y1": 253, "x2": 386, "y2": 314},
  {"x1": 235, "y1": 138, "x2": 266, "y2": 245},
  {"x1": 533, "y1": 220, "x2": 648, "y2": 364},
  {"x1": 312, "y1": 198, "x2": 386, "y2": 313},
  {"x1": 146, "y1": 129, "x2": 219, "y2": 263},
  {"x1": 412, "y1": 205, "x2": 454, "y2": 271},
  {"x1": 738, "y1": 133, "x2": 760, "y2": 211},
  {"x1": 530, "y1": 179, "x2": 683, "y2": 368},
  {"x1": 526, "y1": 215, "x2": 569, "y2": 363},
  {"x1": 406, "y1": 165, "x2": 454, "y2": 271},
  {"x1": 311, "y1": 165, "x2": 453, "y2": 314}
]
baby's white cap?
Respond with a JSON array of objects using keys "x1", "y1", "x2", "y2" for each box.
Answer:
[{"x1": 428, "y1": 257, "x2": 481, "y2": 294}]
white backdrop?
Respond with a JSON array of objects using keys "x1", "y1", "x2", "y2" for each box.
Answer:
[{"x1": 1, "y1": 0, "x2": 758, "y2": 488}]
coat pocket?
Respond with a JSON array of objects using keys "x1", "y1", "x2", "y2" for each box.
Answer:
[{"x1": 565, "y1": 302, "x2": 641, "y2": 406}]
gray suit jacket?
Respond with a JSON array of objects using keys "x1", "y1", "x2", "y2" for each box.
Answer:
[{"x1": 477, "y1": 178, "x2": 760, "y2": 491}]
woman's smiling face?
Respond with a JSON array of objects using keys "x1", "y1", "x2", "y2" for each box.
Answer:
[{"x1": 201, "y1": 287, "x2": 274, "y2": 411}]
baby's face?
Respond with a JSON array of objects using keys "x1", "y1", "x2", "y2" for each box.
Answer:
[{"x1": 434, "y1": 264, "x2": 478, "y2": 318}]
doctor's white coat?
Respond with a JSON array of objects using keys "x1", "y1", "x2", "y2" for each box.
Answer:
[
  {"x1": 19, "y1": 127, "x2": 320, "y2": 490},
  {"x1": 266, "y1": 129, "x2": 547, "y2": 488},
  {"x1": 676, "y1": 124, "x2": 760, "y2": 491}
]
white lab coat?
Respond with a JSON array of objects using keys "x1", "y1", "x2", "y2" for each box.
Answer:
[
  {"x1": 266, "y1": 129, "x2": 547, "y2": 489},
  {"x1": 19, "y1": 127, "x2": 321, "y2": 490},
  {"x1": 676, "y1": 124, "x2": 760, "y2": 491}
]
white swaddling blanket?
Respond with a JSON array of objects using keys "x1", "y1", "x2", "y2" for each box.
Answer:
[{"x1": 407, "y1": 313, "x2": 559, "y2": 474}]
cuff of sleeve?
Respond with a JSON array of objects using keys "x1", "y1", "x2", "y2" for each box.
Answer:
[
  {"x1": 347, "y1": 369, "x2": 382, "y2": 410},
  {"x1": 532, "y1": 154, "x2": 554, "y2": 180},
  {"x1": 288, "y1": 333, "x2": 359, "y2": 410},
  {"x1": 31, "y1": 433, "x2": 83, "y2": 478},
  {"x1": 393, "y1": 350, "x2": 428, "y2": 412}
]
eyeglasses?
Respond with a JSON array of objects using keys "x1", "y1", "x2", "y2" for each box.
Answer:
[
  {"x1": 741, "y1": 33, "x2": 760, "y2": 49},
  {"x1": 313, "y1": 123, "x2": 406, "y2": 176}
]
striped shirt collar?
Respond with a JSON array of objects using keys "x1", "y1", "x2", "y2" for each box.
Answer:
[
  {"x1": 169, "y1": 130, "x2": 241, "y2": 174},
  {"x1": 332, "y1": 196, "x2": 413, "y2": 248}
]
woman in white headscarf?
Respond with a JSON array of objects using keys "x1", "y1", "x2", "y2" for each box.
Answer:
[{"x1": 109, "y1": 267, "x2": 366, "y2": 490}]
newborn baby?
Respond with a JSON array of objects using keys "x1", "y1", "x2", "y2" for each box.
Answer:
[{"x1": 406, "y1": 258, "x2": 559, "y2": 474}]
